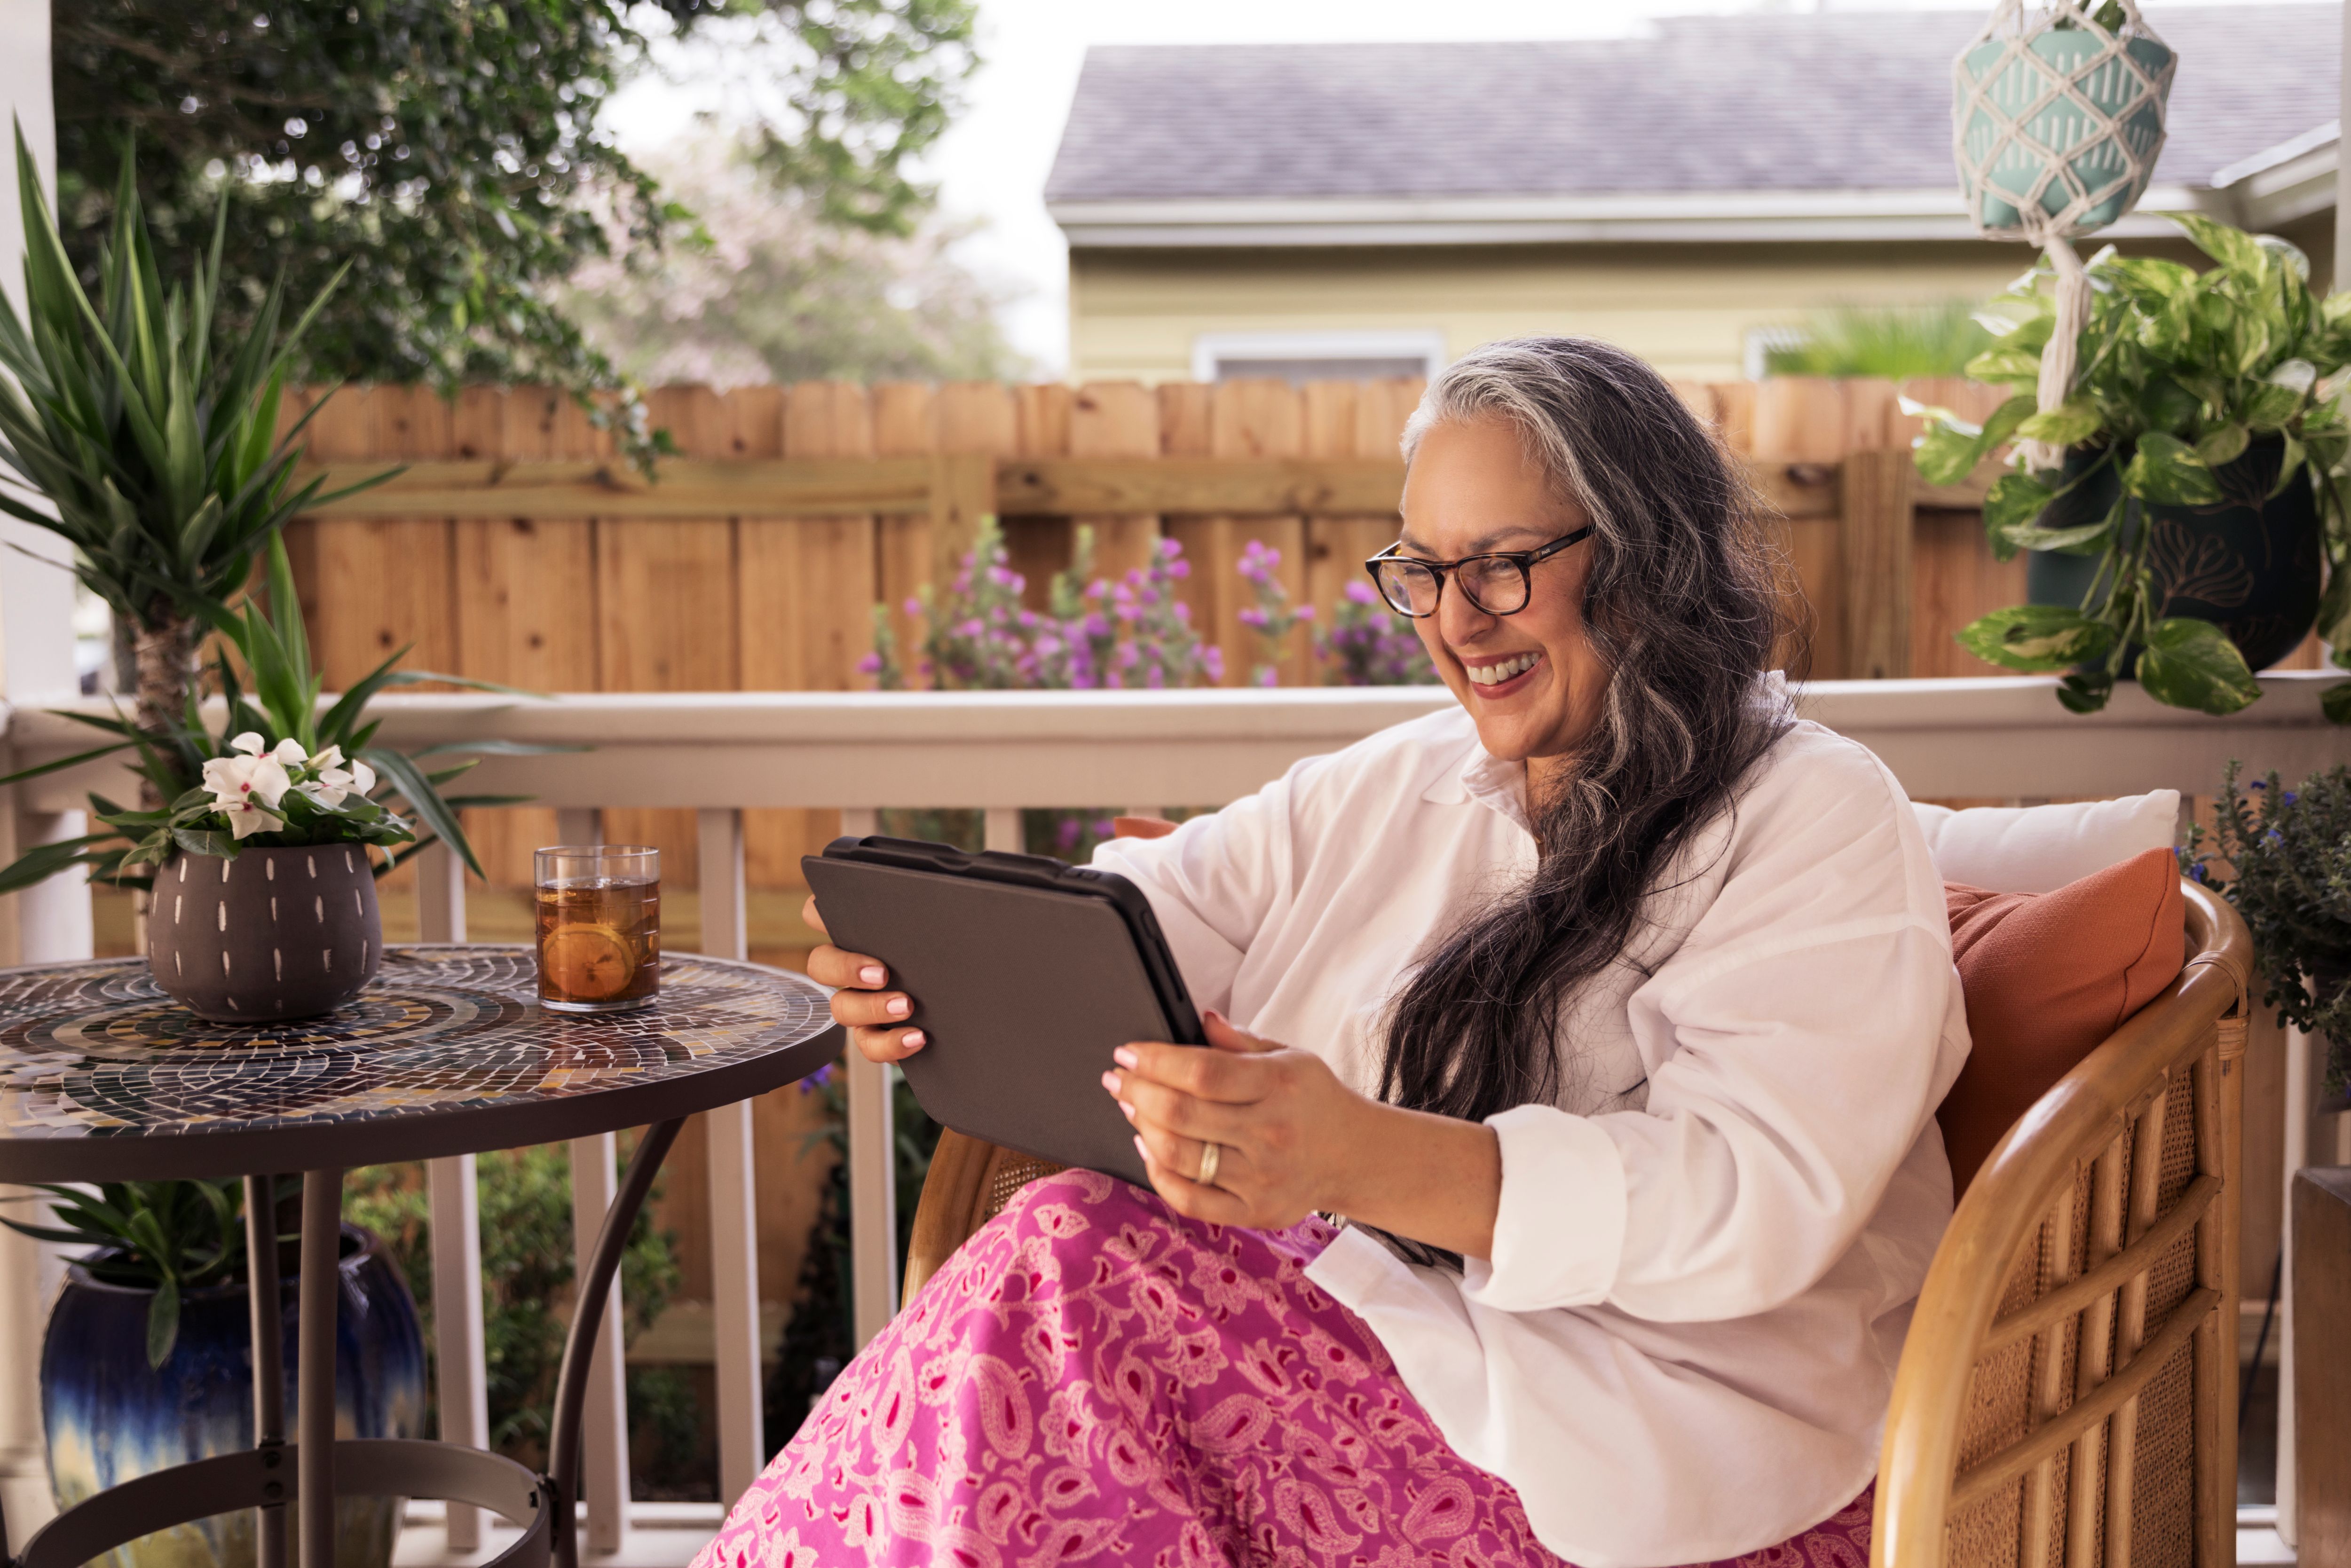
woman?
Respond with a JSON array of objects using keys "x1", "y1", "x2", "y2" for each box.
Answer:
[{"x1": 701, "y1": 338, "x2": 1968, "y2": 1568}]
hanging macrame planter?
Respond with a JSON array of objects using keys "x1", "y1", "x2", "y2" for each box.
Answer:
[{"x1": 1954, "y1": 0, "x2": 2177, "y2": 471}]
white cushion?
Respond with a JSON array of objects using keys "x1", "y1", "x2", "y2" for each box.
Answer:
[{"x1": 1910, "y1": 791, "x2": 2181, "y2": 894}]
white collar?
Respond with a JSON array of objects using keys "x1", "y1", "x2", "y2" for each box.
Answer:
[{"x1": 1421, "y1": 722, "x2": 1534, "y2": 835}]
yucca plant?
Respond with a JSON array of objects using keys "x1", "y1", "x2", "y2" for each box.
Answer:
[
  {"x1": 0, "y1": 124, "x2": 387, "y2": 763},
  {"x1": 0, "y1": 533, "x2": 538, "y2": 894}
]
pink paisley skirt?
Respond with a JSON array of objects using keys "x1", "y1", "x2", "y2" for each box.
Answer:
[{"x1": 692, "y1": 1168, "x2": 1874, "y2": 1568}]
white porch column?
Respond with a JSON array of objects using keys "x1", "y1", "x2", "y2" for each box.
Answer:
[{"x1": 0, "y1": 2, "x2": 63, "y2": 1551}]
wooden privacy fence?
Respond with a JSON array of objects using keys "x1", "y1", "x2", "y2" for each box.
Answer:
[{"x1": 280, "y1": 375, "x2": 2016, "y2": 889}]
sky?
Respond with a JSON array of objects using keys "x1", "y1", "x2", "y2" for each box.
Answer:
[{"x1": 601, "y1": 0, "x2": 2257, "y2": 376}]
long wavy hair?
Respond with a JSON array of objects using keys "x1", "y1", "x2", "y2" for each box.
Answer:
[{"x1": 1377, "y1": 338, "x2": 1792, "y2": 1253}]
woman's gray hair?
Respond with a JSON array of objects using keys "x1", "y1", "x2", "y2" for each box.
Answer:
[{"x1": 1377, "y1": 338, "x2": 1794, "y2": 1268}]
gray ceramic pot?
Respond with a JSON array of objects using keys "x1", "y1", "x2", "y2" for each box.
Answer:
[{"x1": 147, "y1": 845, "x2": 383, "y2": 1022}]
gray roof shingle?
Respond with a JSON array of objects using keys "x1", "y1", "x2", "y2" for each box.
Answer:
[{"x1": 1044, "y1": 7, "x2": 2342, "y2": 204}]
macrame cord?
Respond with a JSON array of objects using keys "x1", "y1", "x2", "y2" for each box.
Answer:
[{"x1": 1953, "y1": 0, "x2": 2176, "y2": 471}]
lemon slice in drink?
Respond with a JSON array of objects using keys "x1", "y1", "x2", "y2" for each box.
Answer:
[{"x1": 542, "y1": 924, "x2": 637, "y2": 1001}]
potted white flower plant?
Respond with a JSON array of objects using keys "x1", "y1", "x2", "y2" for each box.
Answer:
[{"x1": 2, "y1": 534, "x2": 533, "y2": 1019}]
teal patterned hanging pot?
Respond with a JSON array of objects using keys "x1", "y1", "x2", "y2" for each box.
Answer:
[{"x1": 1955, "y1": 0, "x2": 2176, "y2": 239}]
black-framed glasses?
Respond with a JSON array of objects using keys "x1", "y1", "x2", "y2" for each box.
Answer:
[{"x1": 1364, "y1": 526, "x2": 1594, "y2": 618}]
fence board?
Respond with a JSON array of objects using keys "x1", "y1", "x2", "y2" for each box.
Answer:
[
  {"x1": 873, "y1": 384, "x2": 935, "y2": 681},
  {"x1": 1069, "y1": 381, "x2": 1162, "y2": 583},
  {"x1": 1303, "y1": 379, "x2": 1412, "y2": 642},
  {"x1": 448, "y1": 389, "x2": 594, "y2": 886},
  {"x1": 1843, "y1": 449, "x2": 1918, "y2": 681},
  {"x1": 1209, "y1": 381, "x2": 1311, "y2": 685},
  {"x1": 597, "y1": 386, "x2": 741, "y2": 885}
]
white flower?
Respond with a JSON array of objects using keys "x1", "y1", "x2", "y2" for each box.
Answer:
[
  {"x1": 229, "y1": 732, "x2": 265, "y2": 756},
  {"x1": 222, "y1": 800, "x2": 284, "y2": 839},
  {"x1": 306, "y1": 753, "x2": 375, "y2": 810},
  {"x1": 271, "y1": 738, "x2": 309, "y2": 767},
  {"x1": 202, "y1": 750, "x2": 292, "y2": 813}
]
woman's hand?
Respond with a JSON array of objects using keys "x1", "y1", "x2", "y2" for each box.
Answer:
[
  {"x1": 801, "y1": 896, "x2": 926, "y2": 1064},
  {"x1": 1103, "y1": 1011, "x2": 1376, "y2": 1230},
  {"x1": 1106, "y1": 1010, "x2": 1505, "y2": 1254}
]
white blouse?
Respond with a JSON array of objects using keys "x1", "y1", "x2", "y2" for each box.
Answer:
[{"x1": 1091, "y1": 684, "x2": 1970, "y2": 1568}]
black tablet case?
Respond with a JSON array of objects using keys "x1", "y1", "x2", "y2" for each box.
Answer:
[{"x1": 801, "y1": 836, "x2": 1203, "y2": 1185}]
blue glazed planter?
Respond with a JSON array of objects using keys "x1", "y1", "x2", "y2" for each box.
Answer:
[{"x1": 43, "y1": 1223, "x2": 426, "y2": 1568}]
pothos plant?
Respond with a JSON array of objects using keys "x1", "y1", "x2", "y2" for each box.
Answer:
[
  {"x1": 0, "y1": 533, "x2": 534, "y2": 894},
  {"x1": 1913, "y1": 212, "x2": 2351, "y2": 717}
]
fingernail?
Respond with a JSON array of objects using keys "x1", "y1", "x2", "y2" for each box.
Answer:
[
  {"x1": 1133, "y1": 1134, "x2": 1150, "y2": 1165},
  {"x1": 900, "y1": 1031, "x2": 925, "y2": 1051},
  {"x1": 1113, "y1": 1046, "x2": 1138, "y2": 1069},
  {"x1": 859, "y1": 965, "x2": 884, "y2": 985},
  {"x1": 1117, "y1": 1100, "x2": 1136, "y2": 1122},
  {"x1": 885, "y1": 995, "x2": 910, "y2": 1018},
  {"x1": 1100, "y1": 1069, "x2": 1121, "y2": 1095}
]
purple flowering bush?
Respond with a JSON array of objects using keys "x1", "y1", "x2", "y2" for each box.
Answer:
[
  {"x1": 860, "y1": 516, "x2": 1223, "y2": 694},
  {"x1": 1235, "y1": 539, "x2": 1316, "y2": 686},
  {"x1": 1320, "y1": 581, "x2": 1438, "y2": 686}
]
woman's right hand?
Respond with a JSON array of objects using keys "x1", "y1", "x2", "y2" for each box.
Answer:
[{"x1": 801, "y1": 895, "x2": 926, "y2": 1063}]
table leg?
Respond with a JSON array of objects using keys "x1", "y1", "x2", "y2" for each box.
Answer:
[
  {"x1": 546, "y1": 1120, "x2": 684, "y2": 1568},
  {"x1": 298, "y1": 1171, "x2": 342, "y2": 1568},
  {"x1": 245, "y1": 1175, "x2": 287, "y2": 1568}
]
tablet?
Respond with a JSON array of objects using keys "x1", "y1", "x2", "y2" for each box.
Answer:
[{"x1": 801, "y1": 835, "x2": 1203, "y2": 1185}]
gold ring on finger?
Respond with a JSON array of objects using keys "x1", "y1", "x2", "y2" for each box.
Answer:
[{"x1": 1197, "y1": 1140, "x2": 1222, "y2": 1187}]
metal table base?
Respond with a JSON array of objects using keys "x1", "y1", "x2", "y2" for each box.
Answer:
[{"x1": 8, "y1": 1119, "x2": 685, "y2": 1568}]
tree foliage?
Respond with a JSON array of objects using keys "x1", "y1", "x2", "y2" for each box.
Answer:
[
  {"x1": 563, "y1": 139, "x2": 1022, "y2": 387},
  {"x1": 53, "y1": 0, "x2": 978, "y2": 402}
]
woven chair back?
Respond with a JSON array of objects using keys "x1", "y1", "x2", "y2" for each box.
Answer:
[{"x1": 1878, "y1": 881, "x2": 2250, "y2": 1568}]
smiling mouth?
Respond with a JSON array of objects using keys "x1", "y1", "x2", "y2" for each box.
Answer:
[{"x1": 1463, "y1": 651, "x2": 1543, "y2": 689}]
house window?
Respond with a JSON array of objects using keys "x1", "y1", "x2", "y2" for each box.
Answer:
[
  {"x1": 1192, "y1": 331, "x2": 1447, "y2": 385},
  {"x1": 1744, "y1": 326, "x2": 1806, "y2": 382}
]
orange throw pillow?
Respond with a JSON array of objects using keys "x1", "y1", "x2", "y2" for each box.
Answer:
[
  {"x1": 1111, "y1": 815, "x2": 1181, "y2": 840},
  {"x1": 1938, "y1": 847, "x2": 2185, "y2": 1194}
]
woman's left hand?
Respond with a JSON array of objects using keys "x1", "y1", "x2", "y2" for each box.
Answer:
[{"x1": 1103, "y1": 1010, "x2": 1372, "y2": 1229}]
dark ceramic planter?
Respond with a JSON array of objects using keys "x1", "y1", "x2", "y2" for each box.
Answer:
[
  {"x1": 43, "y1": 1223, "x2": 426, "y2": 1568},
  {"x1": 2027, "y1": 437, "x2": 2323, "y2": 672},
  {"x1": 146, "y1": 846, "x2": 382, "y2": 1021}
]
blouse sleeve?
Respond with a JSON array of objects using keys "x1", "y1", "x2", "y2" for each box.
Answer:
[
  {"x1": 1089, "y1": 772, "x2": 1300, "y2": 1020},
  {"x1": 1459, "y1": 741, "x2": 1965, "y2": 1322}
]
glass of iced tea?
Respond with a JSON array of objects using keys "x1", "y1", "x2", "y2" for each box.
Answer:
[{"x1": 535, "y1": 846, "x2": 661, "y2": 1013}]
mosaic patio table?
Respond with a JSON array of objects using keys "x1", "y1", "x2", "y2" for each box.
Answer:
[{"x1": 0, "y1": 945, "x2": 839, "y2": 1568}]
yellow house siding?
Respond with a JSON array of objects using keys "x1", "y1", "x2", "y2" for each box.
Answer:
[{"x1": 1066, "y1": 217, "x2": 2338, "y2": 383}]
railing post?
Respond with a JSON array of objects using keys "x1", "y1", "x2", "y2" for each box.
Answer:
[
  {"x1": 415, "y1": 836, "x2": 466, "y2": 944},
  {"x1": 2280, "y1": 1024, "x2": 2317, "y2": 1546},
  {"x1": 555, "y1": 809, "x2": 601, "y2": 849},
  {"x1": 694, "y1": 809, "x2": 765, "y2": 1501},
  {"x1": 567, "y1": 1134, "x2": 631, "y2": 1554},
  {"x1": 426, "y1": 1156, "x2": 489, "y2": 1551},
  {"x1": 838, "y1": 808, "x2": 897, "y2": 1346},
  {"x1": 983, "y1": 809, "x2": 1021, "y2": 854}
]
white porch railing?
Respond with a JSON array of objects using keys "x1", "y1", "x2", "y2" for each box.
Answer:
[{"x1": 4, "y1": 673, "x2": 2347, "y2": 1562}]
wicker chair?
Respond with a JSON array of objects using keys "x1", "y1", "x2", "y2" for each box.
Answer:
[{"x1": 898, "y1": 880, "x2": 2254, "y2": 1568}]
